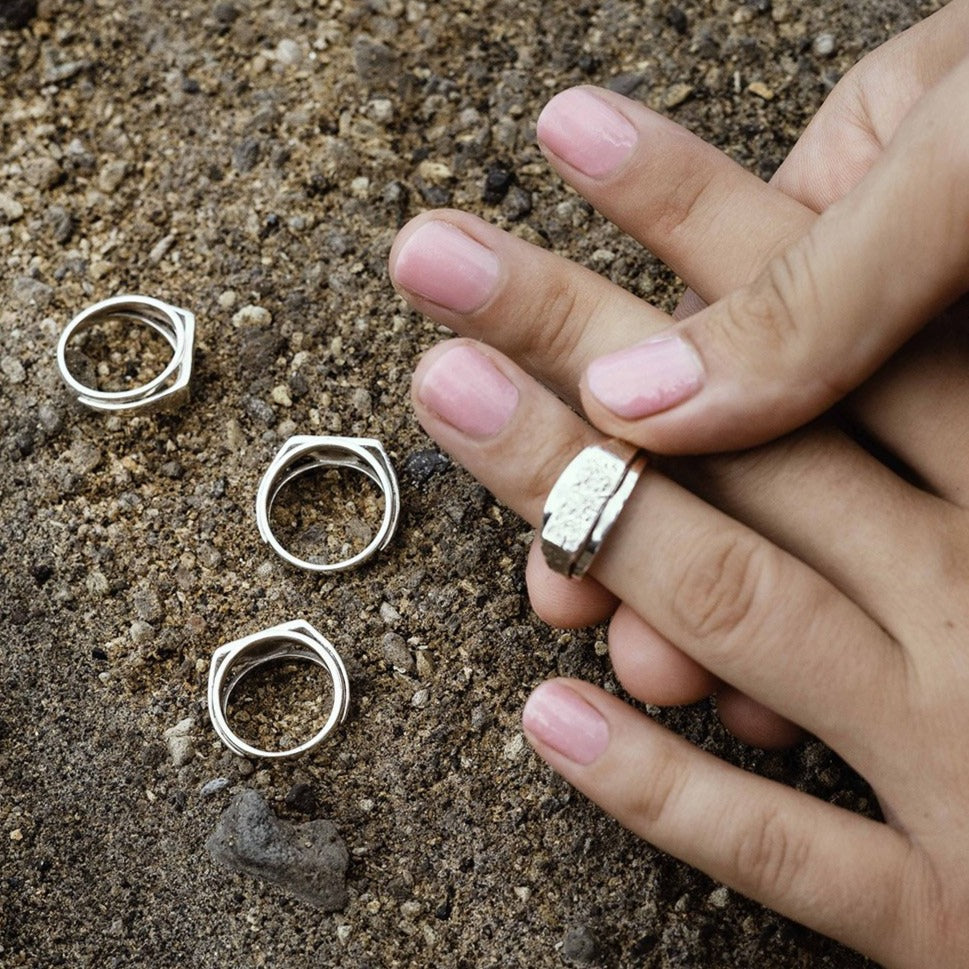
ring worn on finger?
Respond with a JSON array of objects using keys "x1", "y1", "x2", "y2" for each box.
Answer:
[
  {"x1": 256, "y1": 435, "x2": 400, "y2": 573},
  {"x1": 57, "y1": 295, "x2": 195, "y2": 414},
  {"x1": 541, "y1": 438, "x2": 648, "y2": 579},
  {"x1": 208, "y1": 620, "x2": 350, "y2": 760}
]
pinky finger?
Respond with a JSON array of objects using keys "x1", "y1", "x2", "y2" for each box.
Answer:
[{"x1": 522, "y1": 678, "x2": 910, "y2": 962}]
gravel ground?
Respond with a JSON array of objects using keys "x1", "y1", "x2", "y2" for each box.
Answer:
[{"x1": 0, "y1": 1, "x2": 942, "y2": 967}]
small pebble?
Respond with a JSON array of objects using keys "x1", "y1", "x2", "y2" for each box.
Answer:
[
  {"x1": 275, "y1": 38, "x2": 302, "y2": 66},
  {"x1": 380, "y1": 601, "x2": 402, "y2": 625},
  {"x1": 271, "y1": 384, "x2": 292, "y2": 407},
  {"x1": 368, "y1": 98, "x2": 394, "y2": 124},
  {"x1": 353, "y1": 36, "x2": 399, "y2": 87},
  {"x1": 482, "y1": 166, "x2": 513, "y2": 205},
  {"x1": 382, "y1": 632, "x2": 413, "y2": 672},
  {"x1": 0, "y1": 192, "x2": 24, "y2": 221},
  {"x1": 200, "y1": 778, "x2": 231, "y2": 798},
  {"x1": 129, "y1": 619, "x2": 156, "y2": 645},
  {"x1": 85, "y1": 570, "x2": 110, "y2": 597},
  {"x1": 1, "y1": 355, "x2": 26, "y2": 384},
  {"x1": 813, "y1": 32, "x2": 836, "y2": 57},
  {"x1": 164, "y1": 717, "x2": 196, "y2": 768},
  {"x1": 233, "y1": 136, "x2": 261, "y2": 173},
  {"x1": 663, "y1": 83, "x2": 694, "y2": 108},
  {"x1": 411, "y1": 688, "x2": 429, "y2": 708},
  {"x1": 561, "y1": 925, "x2": 601, "y2": 965},
  {"x1": 232, "y1": 304, "x2": 272, "y2": 328},
  {"x1": 98, "y1": 160, "x2": 129, "y2": 194},
  {"x1": 24, "y1": 157, "x2": 62, "y2": 190},
  {"x1": 747, "y1": 81, "x2": 775, "y2": 100},
  {"x1": 45, "y1": 205, "x2": 74, "y2": 244}
]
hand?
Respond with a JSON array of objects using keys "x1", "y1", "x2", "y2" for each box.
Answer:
[
  {"x1": 393, "y1": 2, "x2": 969, "y2": 749},
  {"x1": 541, "y1": 0, "x2": 969, "y2": 455},
  {"x1": 388, "y1": 16, "x2": 969, "y2": 969}
]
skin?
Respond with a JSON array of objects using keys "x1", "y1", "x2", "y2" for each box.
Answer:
[{"x1": 389, "y1": 5, "x2": 969, "y2": 965}]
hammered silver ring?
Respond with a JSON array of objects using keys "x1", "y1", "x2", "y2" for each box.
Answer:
[
  {"x1": 56, "y1": 295, "x2": 195, "y2": 414},
  {"x1": 256, "y1": 435, "x2": 400, "y2": 573},
  {"x1": 208, "y1": 620, "x2": 350, "y2": 760},
  {"x1": 541, "y1": 438, "x2": 648, "y2": 579}
]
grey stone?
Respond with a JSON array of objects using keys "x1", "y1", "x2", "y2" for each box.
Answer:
[
  {"x1": 561, "y1": 924, "x2": 601, "y2": 965},
  {"x1": 352, "y1": 35, "x2": 399, "y2": 87},
  {"x1": 382, "y1": 631, "x2": 414, "y2": 672},
  {"x1": 1, "y1": 355, "x2": 26, "y2": 384},
  {"x1": 200, "y1": 777, "x2": 231, "y2": 798},
  {"x1": 206, "y1": 790, "x2": 349, "y2": 910},
  {"x1": 164, "y1": 718, "x2": 196, "y2": 768},
  {"x1": 233, "y1": 136, "x2": 261, "y2": 173},
  {"x1": 11, "y1": 275, "x2": 53, "y2": 308},
  {"x1": 45, "y1": 205, "x2": 74, "y2": 244}
]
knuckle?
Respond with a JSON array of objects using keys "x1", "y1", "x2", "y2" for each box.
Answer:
[
  {"x1": 518, "y1": 275, "x2": 589, "y2": 377},
  {"x1": 624, "y1": 740, "x2": 690, "y2": 829},
  {"x1": 670, "y1": 531, "x2": 773, "y2": 653},
  {"x1": 650, "y1": 164, "x2": 719, "y2": 243},
  {"x1": 522, "y1": 424, "x2": 593, "y2": 512},
  {"x1": 720, "y1": 236, "x2": 823, "y2": 367},
  {"x1": 732, "y1": 806, "x2": 811, "y2": 902}
]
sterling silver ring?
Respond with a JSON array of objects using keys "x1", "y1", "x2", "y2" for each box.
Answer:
[
  {"x1": 541, "y1": 438, "x2": 648, "y2": 579},
  {"x1": 256, "y1": 435, "x2": 400, "y2": 573},
  {"x1": 208, "y1": 620, "x2": 350, "y2": 760},
  {"x1": 56, "y1": 295, "x2": 195, "y2": 414}
]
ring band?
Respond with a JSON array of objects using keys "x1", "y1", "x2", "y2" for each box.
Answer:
[
  {"x1": 256, "y1": 435, "x2": 400, "y2": 573},
  {"x1": 57, "y1": 295, "x2": 195, "y2": 414},
  {"x1": 208, "y1": 620, "x2": 350, "y2": 760},
  {"x1": 541, "y1": 439, "x2": 648, "y2": 579}
]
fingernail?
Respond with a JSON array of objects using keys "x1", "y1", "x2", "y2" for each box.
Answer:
[
  {"x1": 586, "y1": 335, "x2": 705, "y2": 419},
  {"x1": 523, "y1": 681, "x2": 609, "y2": 765},
  {"x1": 537, "y1": 88, "x2": 637, "y2": 179},
  {"x1": 418, "y1": 344, "x2": 519, "y2": 439},
  {"x1": 394, "y1": 220, "x2": 500, "y2": 313}
]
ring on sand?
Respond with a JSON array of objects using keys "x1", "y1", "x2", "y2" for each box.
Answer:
[
  {"x1": 57, "y1": 295, "x2": 195, "y2": 414},
  {"x1": 208, "y1": 620, "x2": 350, "y2": 760},
  {"x1": 255, "y1": 435, "x2": 400, "y2": 573}
]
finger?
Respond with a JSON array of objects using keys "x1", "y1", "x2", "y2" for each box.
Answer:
[
  {"x1": 390, "y1": 209, "x2": 660, "y2": 407},
  {"x1": 573, "y1": 59, "x2": 969, "y2": 452},
  {"x1": 525, "y1": 538, "x2": 618, "y2": 629},
  {"x1": 714, "y1": 686, "x2": 805, "y2": 751},
  {"x1": 522, "y1": 679, "x2": 911, "y2": 962},
  {"x1": 536, "y1": 85, "x2": 815, "y2": 307},
  {"x1": 608, "y1": 607, "x2": 801, "y2": 749},
  {"x1": 412, "y1": 339, "x2": 904, "y2": 766},
  {"x1": 607, "y1": 604, "x2": 716, "y2": 707}
]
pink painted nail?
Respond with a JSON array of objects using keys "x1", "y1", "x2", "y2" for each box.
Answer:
[
  {"x1": 393, "y1": 220, "x2": 500, "y2": 314},
  {"x1": 522, "y1": 681, "x2": 609, "y2": 766},
  {"x1": 586, "y1": 335, "x2": 705, "y2": 419},
  {"x1": 537, "y1": 88, "x2": 638, "y2": 179},
  {"x1": 418, "y1": 344, "x2": 519, "y2": 439}
]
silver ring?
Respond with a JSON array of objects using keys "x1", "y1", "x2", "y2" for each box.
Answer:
[
  {"x1": 56, "y1": 295, "x2": 195, "y2": 414},
  {"x1": 208, "y1": 620, "x2": 350, "y2": 760},
  {"x1": 256, "y1": 435, "x2": 400, "y2": 573},
  {"x1": 541, "y1": 439, "x2": 648, "y2": 579}
]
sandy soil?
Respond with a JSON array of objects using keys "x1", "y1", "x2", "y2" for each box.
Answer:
[{"x1": 0, "y1": 1, "x2": 941, "y2": 966}]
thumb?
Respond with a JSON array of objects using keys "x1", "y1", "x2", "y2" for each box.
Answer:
[{"x1": 580, "y1": 54, "x2": 969, "y2": 454}]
